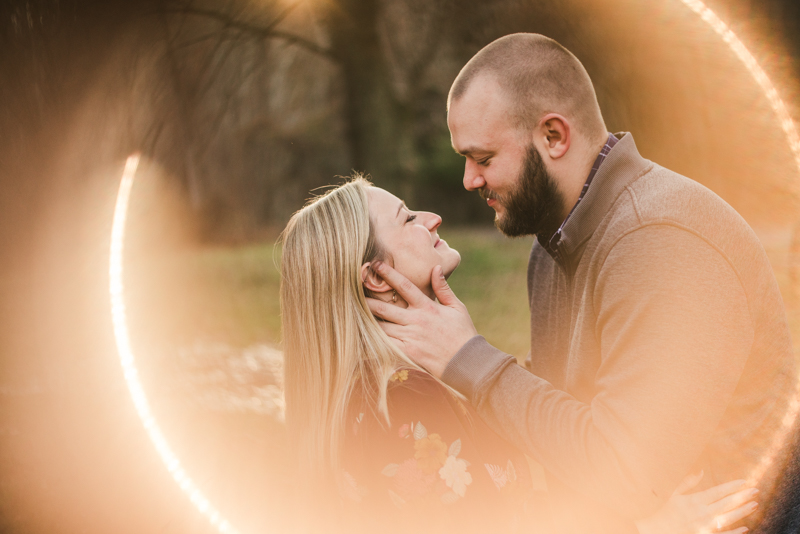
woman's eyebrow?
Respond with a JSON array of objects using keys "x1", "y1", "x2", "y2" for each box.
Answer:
[{"x1": 395, "y1": 201, "x2": 407, "y2": 219}]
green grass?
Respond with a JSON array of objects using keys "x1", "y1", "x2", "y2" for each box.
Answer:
[
  {"x1": 442, "y1": 229, "x2": 534, "y2": 359},
  {"x1": 126, "y1": 225, "x2": 800, "y2": 362},
  {"x1": 125, "y1": 228, "x2": 535, "y2": 359}
]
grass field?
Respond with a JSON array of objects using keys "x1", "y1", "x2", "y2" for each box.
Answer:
[
  {"x1": 126, "y1": 227, "x2": 536, "y2": 359},
  {"x1": 126, "y1": 225, "x2": 800, "y2": 361}
]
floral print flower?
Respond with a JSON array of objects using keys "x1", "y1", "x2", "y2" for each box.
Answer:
[
  {"x1": 414, "y1": 433, "x2": 448, "y2": 474},
  {"x1": 439, "y1": 455, "x2": 473, "y2": 497},
  {"x1": 390, "y1": 369, "x2": 409, "y2": 383},
  {"x1": 393, "y1": 458, "x2": 436, "y2": 499},
  {"x1": 341, "y1": 371, "x2": 532, "y2": 528},
  {"x1": 398, "y1": 423, "x2": 411, "y2": 439}
]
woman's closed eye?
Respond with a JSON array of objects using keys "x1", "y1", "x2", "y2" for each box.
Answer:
[{"x1": 405, "y1": 213, "x2": 417, "y2": 223}]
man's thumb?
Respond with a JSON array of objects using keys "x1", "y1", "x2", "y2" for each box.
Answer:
[{"x1": 432, "y1": 265, "x2": 457, "y2": 305}]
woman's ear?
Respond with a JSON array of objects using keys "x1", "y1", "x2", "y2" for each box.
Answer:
[{"x1": 361, "y1": 262, "x2": 392, "y2": 294}]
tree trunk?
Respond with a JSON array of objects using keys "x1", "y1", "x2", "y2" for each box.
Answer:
[{"x1": 323, "y1": 0, "x2": 417, "y2": 197}]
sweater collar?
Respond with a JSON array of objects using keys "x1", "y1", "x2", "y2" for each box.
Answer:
[{"x1": 557, "y1": 132, "x2": 652, "y2": 260}]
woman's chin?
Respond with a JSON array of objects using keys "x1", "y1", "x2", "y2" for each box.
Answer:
[{"x1": 442, "y1": 254, "x2": 461, "y2": 279}]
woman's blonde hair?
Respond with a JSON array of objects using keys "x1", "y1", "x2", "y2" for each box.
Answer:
[{"x1": 279, "y1": 175, "x2": 424, "y2": 491}]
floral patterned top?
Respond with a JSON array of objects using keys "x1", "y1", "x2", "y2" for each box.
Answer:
[{"x1": 341, "y1": 369, "x2": 535, "y2": 533}]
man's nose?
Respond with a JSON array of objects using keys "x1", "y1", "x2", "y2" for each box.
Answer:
[{"x1": 463, "y1": 159, "x2": 485, "y2": 191}]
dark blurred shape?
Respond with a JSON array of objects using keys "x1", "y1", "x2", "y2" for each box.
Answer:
[{"x1": 756, "y1": 422, "x2": 800, "y2": 534}]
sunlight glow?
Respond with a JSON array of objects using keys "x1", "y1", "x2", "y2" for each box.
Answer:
[
  {"x1": 677, "y1": 1, "x2": 800, "y2": 532},
  {"x1": 109, "y1": 2, "x2": 800, "y2": 533},
  {"x1": 110, "y1": 154, "x2": 240, "y2": 534},
  {"x1": 680, "y1": 0, "x2": 800, "y2": 180},
  {"x1": 679, "y1": 0, "x2": 800, "y2": 484}
]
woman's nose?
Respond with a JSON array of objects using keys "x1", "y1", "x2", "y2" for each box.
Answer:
[{"x1": 422, "y1": 212, "x2": 442, "y2": 231}]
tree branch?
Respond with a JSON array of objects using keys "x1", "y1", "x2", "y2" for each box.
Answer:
[
  {"x1": 268, "y1": 30, "x2": 335, "y2": 59},
  {"x1": 157, "y1": 2, "x2": 336, "y2": 61}
]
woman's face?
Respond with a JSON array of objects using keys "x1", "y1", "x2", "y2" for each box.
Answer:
[{"x1": 367, "y1": 187, "x2": 461, "y2": 298}]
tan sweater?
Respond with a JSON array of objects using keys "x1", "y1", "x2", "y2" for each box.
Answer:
[{"x1": 442, "y1": 133, "x2": 796, "y2": 533}]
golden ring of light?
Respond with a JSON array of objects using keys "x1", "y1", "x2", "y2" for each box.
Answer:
[
  {"x1": 109, "y1": 2, "x2": 800, "y2": 533},
  {"x1": 110, "y1": 155, "x2": 239, "y2": 534}
]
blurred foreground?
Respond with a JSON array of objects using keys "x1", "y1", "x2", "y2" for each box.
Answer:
[{"x1": 0, "y1": 208, "x2": 798, "y2": 533}]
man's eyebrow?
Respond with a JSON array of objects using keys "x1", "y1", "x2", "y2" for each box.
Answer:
[{"x1": 453, "y1": 145, "x2": 486, "y2": 157}]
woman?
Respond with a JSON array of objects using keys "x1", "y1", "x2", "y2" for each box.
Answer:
[{"x1": 280, "y1": 175, "x2": 757, "y2": 534}]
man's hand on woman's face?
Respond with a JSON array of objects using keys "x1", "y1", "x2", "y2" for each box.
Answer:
[{"x1": 365, "y1": 261, "x2": 477, "y2": 378}]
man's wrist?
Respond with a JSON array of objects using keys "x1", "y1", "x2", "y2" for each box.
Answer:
[{"x1": 441, "y1": 335, "x2": 515, "y2": 403}]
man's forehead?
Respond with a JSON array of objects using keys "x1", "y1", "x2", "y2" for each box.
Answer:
[
  {"x1": 448, "y1": 79, "x2": 518, "y2": 153},
  {"x1": 449, "y1": 81, "x2": 515, "y2": 135},
  {"x1": 450, "y1": 74, "x2": 509, "y2": 113}
]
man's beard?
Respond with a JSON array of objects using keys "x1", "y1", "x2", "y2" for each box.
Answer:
[{"x1": 483, "y1": 144, "x2": 566, "y2": 238}]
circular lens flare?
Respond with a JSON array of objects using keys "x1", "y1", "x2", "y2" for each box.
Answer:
[
  {"x1": 109, "y1": 2, "x2": 800, "y2": 533},
  {"x1": 110, "y1": 154, "x2": 240, "y2": 534},
  {"x1": 679, "y1": 0, "x2": 800, "y2": 180},
  {"x1": 674, "y1": 5, "x2": 800, "y2": 533}
]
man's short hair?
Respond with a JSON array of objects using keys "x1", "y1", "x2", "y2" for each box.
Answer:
[{"x1": 449, "y1": 33, "x2": 606, "y2": 138}]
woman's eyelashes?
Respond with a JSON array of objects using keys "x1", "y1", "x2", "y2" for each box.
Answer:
[{"x1": 405, "y1": 213, "x2": 417, "y2": 223}]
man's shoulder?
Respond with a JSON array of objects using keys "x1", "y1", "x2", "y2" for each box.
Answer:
[
  {"x1": 627, "y1": 165, "x2": 741, "y2": 223},
  {"x1": 604, "y1": 163, "x2": 760, "y2": 253}
]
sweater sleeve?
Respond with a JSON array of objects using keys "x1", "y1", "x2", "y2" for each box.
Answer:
[{"x1": 441, "y1": 224, "x2": 755, "y2": 518}]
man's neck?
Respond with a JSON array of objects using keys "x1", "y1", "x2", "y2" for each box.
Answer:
[{"x1": 557, "y1": 134, "x2": 609, "y2": 219}]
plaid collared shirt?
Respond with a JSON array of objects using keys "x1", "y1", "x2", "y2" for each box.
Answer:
[{"x1": 541, "y1": 133, "x2": 619, "y2": 262}]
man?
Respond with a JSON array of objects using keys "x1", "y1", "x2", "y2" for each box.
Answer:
[{"x1": 367, "y1": 33, "x2": 796, "y2": 533}]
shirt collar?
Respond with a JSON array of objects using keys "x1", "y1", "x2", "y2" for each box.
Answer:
[
  {"x1": 540, "y1": 132, "x2": 618, "y2": 262},
  {"x1": 539, "y1": 132, "x2": 652, "y2": 263}
]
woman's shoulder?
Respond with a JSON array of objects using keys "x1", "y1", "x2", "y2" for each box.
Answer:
[
  {"x1": 386, "y1": 368, "x2": 466, "y2": 413},
  {"x1": 387, "y1": 368, "x2": 439, "y2": 391},
  {"x1": 347, "y1": 367, "x2": 466, "y2": 444},
  {"x1": 342, "y1": 368, "x2": 535, "y2": 531}
]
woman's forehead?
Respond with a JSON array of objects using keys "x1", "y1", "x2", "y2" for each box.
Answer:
[{"x1": 367, "y1": 186, "x2": 402, "y2": 213}]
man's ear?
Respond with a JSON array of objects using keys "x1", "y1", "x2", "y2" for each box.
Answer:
[
  {"x1": 361, "y1": 262, "x2": 392, "y2": 294},
  {"x1": 537, "y1": 113, "x2": 570, "y2": 160}
]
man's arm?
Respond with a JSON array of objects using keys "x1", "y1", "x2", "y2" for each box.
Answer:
[{"x1": 442, "y1": 225, "x2": 754, "y2": 518}]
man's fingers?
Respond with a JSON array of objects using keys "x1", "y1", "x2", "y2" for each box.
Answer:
[
  {"x1": 380, "y1": 321, "x2": 406, "y2": 341},
  {"x1": 673, "y1": 470, "x2": 704, "y2": 496},
  {"x1": 374, "y1": 322, "x2": 407, "y2": 352},
  {"x1": 709, "y1": 488, "x2": 759, "y2": 515},
  {"x1": 431, "y1": 265, "x2": 460, "y2": 307},
  {"x1": 384, "y1": 334, "x2": 405, "y2": 352},
  {"x1": 694, "y1": 479, "x2": 748, "y2": 505},
  {"x1": 372, "y1": 313, "x2": 406, "y2": 346},
  {"x1": 366, "y1": 297, "x2": 409, "y2": 325},
  {"x1": 373, "y1": 261, "x2": 428, "y2": 307},
  {"x1": 713, "y1": 499, "x2": 758, "y2": 531}
]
